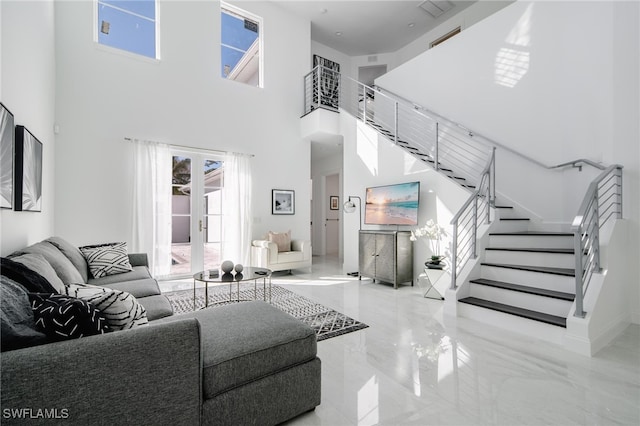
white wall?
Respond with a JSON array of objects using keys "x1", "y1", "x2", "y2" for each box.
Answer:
[
  {"x1": 0, "y1": 0, "x2": 56, "y2": 255},
  {"x1": 52, "y1": 0, "x2": 311, "y2": 249},
  {"x1": 341, "y1": 113, "x2": 470, "y2": 278},
  {"x1": 376, "y1": 1, "x2": 640, "y2": 321}
]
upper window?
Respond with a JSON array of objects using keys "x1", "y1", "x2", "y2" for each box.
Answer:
[
  {"x1": 96, "y1": 0, "x2": 158, "y2": 59},
  {"x1": 221, "y1": 2, "x2": 262, "y2": 87}
]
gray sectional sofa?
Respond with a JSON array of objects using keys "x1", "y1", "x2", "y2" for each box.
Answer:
[{"x1": 0, "y1": 237, "x2": 321, "y2": 425}]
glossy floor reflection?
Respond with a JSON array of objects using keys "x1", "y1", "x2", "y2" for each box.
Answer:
[{"x1": 276, "y1": 256, "x2": 640, "y2": 426}]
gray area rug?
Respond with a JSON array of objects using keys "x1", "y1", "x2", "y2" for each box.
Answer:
[{"x1": 164, "y1": 284, "x2": 368, "y2": 342}]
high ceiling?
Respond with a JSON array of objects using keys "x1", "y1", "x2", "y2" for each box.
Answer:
[{"x1": 272, "y1": 0, "x2": 477, "y2": 56}]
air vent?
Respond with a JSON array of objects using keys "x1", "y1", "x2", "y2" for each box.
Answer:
[
  {"x1": 368, "y1": 55, "x2": 378, "y2": 63},
  {"x1": 419, "y1": 0, "x2": 454, "y2": 18}
]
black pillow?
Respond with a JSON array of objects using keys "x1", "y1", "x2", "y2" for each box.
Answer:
[
  {"x1": 28, "y1": 293, "x2": 110, "y2": 341},
  {"x1": 1, "y1": 276, "x2": 47, "y2": 352},
  {"x1": 1, "y1": 257, "x2": 58, "y2": 294}
]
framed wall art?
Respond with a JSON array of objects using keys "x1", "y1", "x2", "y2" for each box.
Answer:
[
  {"x1": 272, "y1": 189, "x2": 294, "y2": 215},
  {"x1": 14, "y1": 125, "x2": 43, "y2": 212},
  {"x1": 1, "y1": 102, "x2": 15, "y2": 209},
  {"x1": 330, "y1": 196, "x2": 339, "y2": 210}
]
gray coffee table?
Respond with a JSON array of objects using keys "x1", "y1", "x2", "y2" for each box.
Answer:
[{"x1": 192, "y1": 267, "x2": 272, "y2": 310}]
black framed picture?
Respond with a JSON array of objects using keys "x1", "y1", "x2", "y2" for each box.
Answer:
[
  {"x1": 330, "y1": 196, "x2": 339, "y2": 210},
  {"x1": 14, "y1": 125, "x2": 43, "y2": 212},
  {"x1": 272, "y1": 189, "x2": 295, "y2": 215},
  {"x1": 1, "y1": 102, "x2": 14, "y2": 209}
]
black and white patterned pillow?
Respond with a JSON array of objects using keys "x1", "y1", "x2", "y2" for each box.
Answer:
[
  {"x1": 29, "y1": 293, "x2": 109, "y2": 341},
  {"x1": 79, "y1": 242, "x2": 133, "y2": 279},
  {"x1": 65, "y1": 283, "x2": 148, "y2": 330}
]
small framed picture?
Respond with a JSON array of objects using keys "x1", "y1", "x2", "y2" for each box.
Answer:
[
  {"x1": 330, "y1": 196, "x2": 339, "y2": 210},
  {"x1": 272, "y1": 189, "x2": 295, "y2": 215}
]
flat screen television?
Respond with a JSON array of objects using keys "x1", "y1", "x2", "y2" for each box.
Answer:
[{"x1": 364, "y1": 181, "x2": 420, "y2": 225}]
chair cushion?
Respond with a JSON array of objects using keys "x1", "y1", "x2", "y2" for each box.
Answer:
[
  {"x1": 12, "y1": 241, "x2": 84, "y2": 286},
  {"x1": 276, "y1": 251, "x2": 304, "y2": 263},
  {"x1": 268, "y1": 230, "x2": 291, "y2": 252},
  {"x1": 88, "y1": 266, "x2": 153, "y2": 287},
  {"x1": 137, "y1": 295, "x2": 174, "y2": 321},
  {"x1": 100, "y1": 278, "x2": 161, "y2": 299},
  {"x1": 1, "y1": 256, "x2": 59, "y2": 294},
  {"x1": 162, "y1": 301, "x2": 317, "y2": 398},
  {"x1": 8, "y1": 254, "x2": 65, "y2": 294},
  {"x1": 46, "y1": 236, "x2": 90, "y2": 283}
]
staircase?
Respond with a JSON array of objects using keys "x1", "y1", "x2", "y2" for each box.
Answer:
[
  {"x1": 302, "y1": 65, "x2": 624, "y2": 351},
  {"x1": 457, "y1": 205, "x2": 577, "y2": 340}
]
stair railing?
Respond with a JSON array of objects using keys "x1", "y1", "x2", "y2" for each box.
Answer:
[
  {"x1": 449, "y1": 148, "x2": 496, "y2": 289},
  {"x1": 337, "y1": 74, "x2": 495, "y2": 187},
  {"x1": 303, "y1": 65, "x2": 341, "y2": 116},
  {"x1": 572, "y1": 164, "x2": 623, "y2": 318}
]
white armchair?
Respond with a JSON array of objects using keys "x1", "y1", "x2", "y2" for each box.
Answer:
[{"x1": 251, "y1": 238, "x2": 312, "y2": 272}]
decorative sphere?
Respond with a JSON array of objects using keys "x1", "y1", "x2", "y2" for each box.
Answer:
[
  {"x1": 234, "y1": 263, "x2": 244, "y2": 273},
  {"x1": 221, "y1": 260, "x2": 234, "y2": 273}
]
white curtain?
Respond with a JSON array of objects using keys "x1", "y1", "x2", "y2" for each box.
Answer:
[
  {"x1": 131, "y1": 140, "x2": 172, "y2": 277},
  {"x1": 221, "y1": 153, "x2": 253, "y2": 265}
]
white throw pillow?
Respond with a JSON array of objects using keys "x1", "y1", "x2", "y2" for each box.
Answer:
[{"x1": 65, "y1": 283, "x2": 148, "y2": 330}]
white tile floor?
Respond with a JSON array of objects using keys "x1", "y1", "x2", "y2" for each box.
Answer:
[{"x1": 160, "y1": 256, "x2": 640, "y2": 426}]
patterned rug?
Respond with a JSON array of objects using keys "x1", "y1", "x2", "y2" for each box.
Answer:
[{"x1": 163, "y1": 284, "x2": 368, "y2": 342}]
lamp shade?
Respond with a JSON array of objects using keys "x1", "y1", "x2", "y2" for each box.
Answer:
[{"x1": 343, "y1": 200, "x2": 357, "y2": 213}]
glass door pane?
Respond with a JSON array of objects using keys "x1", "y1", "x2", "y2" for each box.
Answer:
[
  {"x1": 171, "y1": 156, "x2": 192, "y2": 276},
  {"x1": 203, "y1": 159, "x2": 223, "y2": 271}
]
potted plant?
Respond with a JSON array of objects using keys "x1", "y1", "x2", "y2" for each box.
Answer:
[{"x1": 410, "y1": 220, "x2": 447, "y2": 269}]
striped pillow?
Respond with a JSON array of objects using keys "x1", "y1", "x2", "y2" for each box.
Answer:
[
  {"x1": 80, "y1": 242, "x2": 133, "y2": 279},
  {"x1": 65, "y1": 283, "x2": 148, "y2": 330}
]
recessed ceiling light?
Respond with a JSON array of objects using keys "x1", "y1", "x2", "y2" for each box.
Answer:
[
  {"x1": 335, "y1": 31, "x2": 342, "y2": 36},
  {"x1": 408, "y1": 22, "x2": 415, "y2": 28}
]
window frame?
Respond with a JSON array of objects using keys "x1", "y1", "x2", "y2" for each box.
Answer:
[
  {"x1": 94, "y1": 0, "x2": 161, "y2": 61},
  {"x1": 220, "y1": 1, "x2": 264, "y2": 88}
]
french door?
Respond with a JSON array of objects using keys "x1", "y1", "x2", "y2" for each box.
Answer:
[{"x1": 170, "y1": 151, "x2": 224, "y2": 277}]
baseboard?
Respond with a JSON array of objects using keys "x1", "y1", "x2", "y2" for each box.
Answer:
[{"x1": 565, "y1": 312, "x2": 631, "y2": 356}]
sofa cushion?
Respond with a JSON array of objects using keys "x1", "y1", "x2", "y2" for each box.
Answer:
[
  {"x1": 0, "y1": 276, "x2": 47, "y2": 352},
  {"x1": 137, "y1": 295, "x2": 174, "y2": 321},
  {"x1": 268, "y1": 230, "x2": 291, "y2": 252},
  {"x1": 162, "y1": 301, "x2": 317, "y2": 398},
  {"x1": 80, "y1": 242, "x2": 133, "y2": 279},
  {"x1": 88, "y1": 266, "x2": 152, "y2": 287},
  {"x1": 13, "y1": 241, "x2": 84, "y2": 286},
  {"x1": 8, "y1": 254, "x2": 66, "y2": 294},
  {"x1": 28, "y1": 293, "x2": 109, "y2": 341},
  {"x1": 100, "y1": 277, "x2": 161, "y2": 299},
  {"x1": 276, "y1": 251, "x2": 304, "y2": 263},
  {"x1": 1, "y1": 256, "x2": 59, "y2": 294},
  {"x1": 65, "y1": 283, "x2": 148, "y2": 330},
  {"x1": 46, "y1": 236, "x2": 90, "y2": 283}
]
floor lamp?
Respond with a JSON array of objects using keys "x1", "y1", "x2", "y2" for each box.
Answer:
[{"x1": 343, "y1": 196, "x2": 361, "y2": 277}]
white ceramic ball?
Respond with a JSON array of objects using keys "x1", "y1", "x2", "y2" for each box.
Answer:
[
  {"x1": 234, "y1": 263, "x2": 244, "y2": 273},
  {"x1": 221, "y1": 260, "x2": 234, "y2": 273}
]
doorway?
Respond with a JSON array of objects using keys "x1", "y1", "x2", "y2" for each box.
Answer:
[
  {"x1": 358, "y1": 64, "x2": 387, "y2": 87},
  {"x1": 325, "y1": 173, "x2": 340, "y2": 256}
]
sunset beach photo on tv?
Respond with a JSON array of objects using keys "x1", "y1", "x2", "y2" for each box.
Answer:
[{"x1": 364, "y1": 182, "x2": 420, "y2": 225}]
